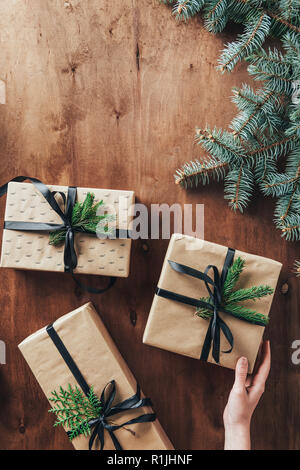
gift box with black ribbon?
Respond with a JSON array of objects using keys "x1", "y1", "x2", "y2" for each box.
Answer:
[
  {"x1": 18, "y1": 302, "x2": 173, "y2": 450},
  {"x1": 143, "y1": 234, "x2": 282, "y2": 372},
  {"x1": 0, "y1": 177, "x2": 134, "y2": 293}
]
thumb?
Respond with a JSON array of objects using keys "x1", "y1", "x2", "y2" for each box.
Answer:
[{"x1": 233, "y1": 356, "x2": 248, "y2": 392}]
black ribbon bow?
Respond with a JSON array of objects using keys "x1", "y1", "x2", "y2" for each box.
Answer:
[
  {"x1": 46, "y1": 323, "x2": 155, "y2": 450},
  {"x1": 156, "y1": 248, "x2": 266, "y2": 364},
  {"x1": 86, "y1": 380, "x2": 155, "y2": 450},
  {"x1": 0, "y1": 176, "x2": 130, "y2": 294}
]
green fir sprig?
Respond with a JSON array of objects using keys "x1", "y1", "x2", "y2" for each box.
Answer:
[
  {"x1": 174, "y1": 32, "x2": 300, "y2": 241},
  {"x1": 161, "y1": 2, "x2": 300, "y2": 241},
  {"x1": 49, "y1": 192, "x2": 115, "y2": 246},
  {"x1": 49, "y1": 384, "x2": 102, "y2": 440},
  {"x1": 162, "y1": 1, "x2": 300, "y2": 70},
  {"x1": 196, "y1": 257, "x2": 274, "y2": 325},
  {"x1": 293, "y1": 260, "x2": 300, "y2": 277}
]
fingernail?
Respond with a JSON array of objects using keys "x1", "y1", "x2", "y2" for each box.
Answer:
[{"x1": 241, "y1": 357, "x2": 248, "y2": 364}]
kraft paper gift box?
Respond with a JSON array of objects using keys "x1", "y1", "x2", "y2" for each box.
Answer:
[
  {"x1": 18, "y1": 302, "x2": 173, "y2": 450},
  {"x1": 143, "y1": 234, "x2": 282, "y2": 373},
  {"x1": 0, "y1": 181, "x2": 134, "y2": 277}
]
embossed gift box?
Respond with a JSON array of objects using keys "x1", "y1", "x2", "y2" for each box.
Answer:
[
  {"x1": 0, "y1": 180, "x2": 134, "y2": 278},
  {"x1": 143, "y1": 234, "x2": 282, "y2": 373},
  {"x1": 18, "y1": 302, "x2": 173, "y2": 450}
]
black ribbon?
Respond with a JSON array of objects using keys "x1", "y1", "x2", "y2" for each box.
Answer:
[
  {"x1": 0, "y1": 176, "x2": 131, "y2": 294},
  {"x1": 46, "y1": 323, "x2": 156, "y2": 450},
  {"x1": 156, "y1": 248, "x2": 266, "y2": 364}
]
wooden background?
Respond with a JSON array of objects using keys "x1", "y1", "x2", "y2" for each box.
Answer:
[{"x1": 0, "y1": 0, "x2": 299, "y2": 450}]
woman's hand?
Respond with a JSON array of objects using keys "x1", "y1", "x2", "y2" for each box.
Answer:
[{"x1": 223, "y1": 341, "x2": 271, "y2": 450}]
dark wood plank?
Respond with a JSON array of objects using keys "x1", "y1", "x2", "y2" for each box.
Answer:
[{"x1": 0, "y1": 0, "x2": 299, "y2": 450}]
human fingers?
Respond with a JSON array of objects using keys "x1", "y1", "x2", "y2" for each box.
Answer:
[
  {"x1": 250, "y1": 341, "x2": 271, "y2": 394},
  {"x1": 233, "y1": 356, "x2": 249, "y2": 392}
]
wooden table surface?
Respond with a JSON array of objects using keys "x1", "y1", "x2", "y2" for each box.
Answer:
[{"x1": 0, "y1": 0, "x2": 299, "y2": 450}]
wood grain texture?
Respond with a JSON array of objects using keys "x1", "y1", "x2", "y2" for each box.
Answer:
[{"x1": 0, "y1": 0, "x2": 299, "y2": 450}]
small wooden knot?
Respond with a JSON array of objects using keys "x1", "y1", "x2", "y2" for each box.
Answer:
[
  {"x1": 130, "y1": 310, "x2": 137, "y2": 326},
  {"x1": 19, "y1": 420, "x2": 25, "y2": 434},
  {"x1": 142, "y1": 243, "x2": 149, "y2": 252},
  {"x1": 281, "y1": 282, "x2": 289, "y2": 295}
]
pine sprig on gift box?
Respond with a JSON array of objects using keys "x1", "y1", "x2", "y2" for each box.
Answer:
[
  {"x1": 196, "y1": 257, "x2": 274, "y2": 325},
  {"x1": 225, "y1": 285, "x2": 274, "y2": 303},
  {"x1": 49, "y1": 384, "x2": 102, "y2": 440},
  {"x1": 222, "y1": 256, "x2": 245, "y2": 298},
  {"x1": 198, "y1": 301, "x2": 271, "y2": 325},
  {"x1": 49, "y1": 192, "x2": 114, "y2": 246}
]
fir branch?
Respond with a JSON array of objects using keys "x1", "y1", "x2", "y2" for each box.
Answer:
[
  {"x1": 196, "y1": 256, "x2": 272, "y2": 325},
  {"x1": 49, "y1": 193, "x2": 113, "y2": 246},
  {"x1": 287, "y1": 108, "x2": 300, "y2": 139},
  {"x1": 49, "y1": 385, "x2": 102, "y2": 441},
  {"x1": 223, "y1": 256, "x2": 245, "y2": 298},
  {"x1": 248, "y1": 134, "x2": 297, "y2": 158},
  {"x1": 224, "y1": 166, "x2": 254, "y2": 212},
  {"x1": 278, "y1": 0, "x2": 299, "y2": 22},
  {"x1": 218, "y1": 11, "x2": 271, "y2": 73},
  {"x1": 173, "y1": 41, "x2": 300, "y2": 237},
  {"x1": 226, "y1": 285, "x2": 274, "y2": 303},
  {"x1": 262, "y1": 160, "x2": 300, "y2": 197},
  {"x1": 230, "y1": 88, "x2": 282, "y2": 140},
  {"x1": 195, "y1": 127, "x2": 250, "y2": 166},
  {"x1": 162, "y1": 1, "x2": 300, "y2": 240},
  {"x1": 203, "y1": 0, "x2": 229, "y2": 33},
  {"x1": 277, "y1": 217, "x2": 300, "y2": 240},
  {"x1": 175, "y1": 158, "x2": 228, "y2": 188},
  {"x1": 247, "y1": 61, "x2": 294, "y2": 96},
  {"x1": 172, "y1": 0, "x2": 204, "y2": 20},
  {"x1": 268, "y1": 10, "x2": 300, "y2": 35},
  {"x1": 254, "y1": 155, "x2": 277, "y2": 183},
  {"x1": 293, "y1": 260, "x2": 300, "y2": 277},
  {"x1": 275, "y1": 187, "x2": 300, "y2": 220},
  {"x1": 197, "y1": 302, "x2": 270, "y2": 326},
  {"x1": 161, "y1": 0, "x2": 300, "y2": 68},
  {"x1": 223, "y1": 303, "x2": 270, "y2": 325}
]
